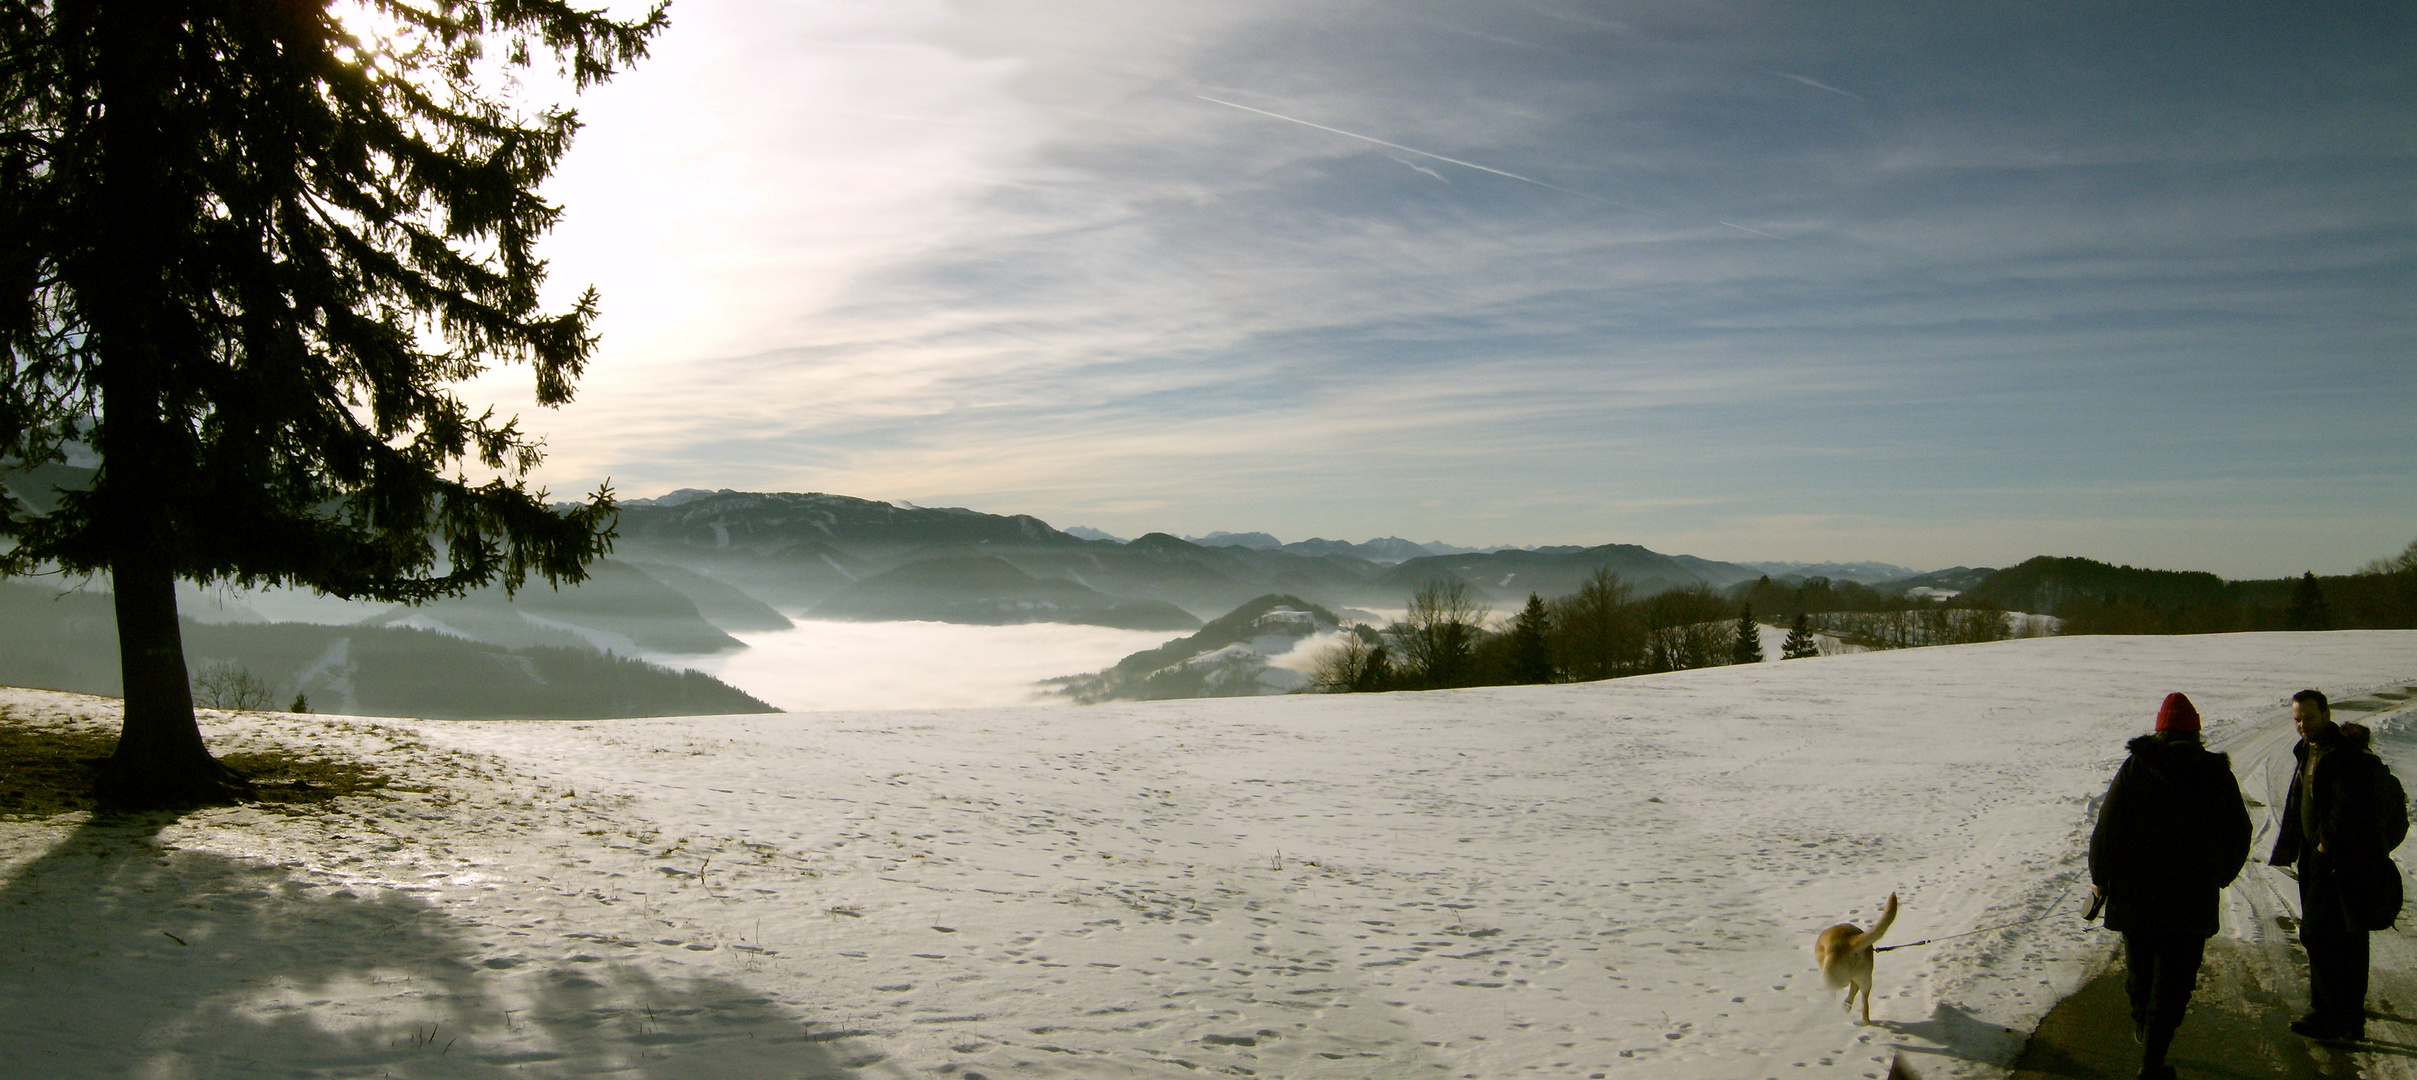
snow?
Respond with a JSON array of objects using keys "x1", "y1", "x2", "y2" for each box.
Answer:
[
  {"x1": 1257, "y1": 609, "x2": 1321, "y2": 629},
  {"x1": 379, "y1": 611, "x2": 485, "y2": 642},
  {"x1": 520, "y1": 612, "x2": 647, "y2": 656},
  {"x1": 3, "y1": 631, "x2": 2414, "y2": 1079},
  {"x1": 1169, "y1": 638, "x2": 1317, "y2": 694},
  {"x1": 1753, "y1": 621, "x2": 1865, "y2": 661}
]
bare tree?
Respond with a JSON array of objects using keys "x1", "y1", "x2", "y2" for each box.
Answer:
[
  {"x1": 1550, "y1": 568, "x2": 1640, "y2": 681},
  {"x1": 1314, "y1": 628, "x2": 1392, "y2": 695},
  {"x1": 2360, "y1": 538, "x2": 2417, "y2": 576},
  {"x1": 191, "y1": 662, "x2": 273, "y2": 711},
  {"x1": 1310, "y1": 628, "x2": 1391, "y2": 692},
  {"x1": 1640, "y1": 584, "x2": 1732, "y2": 672},
  {"x1": 1389, "y1": 580, "x2": 1489, "y2": 689},
  {"x1": 1930, "y1": 604, "x2": 2012, "y2": 645}
]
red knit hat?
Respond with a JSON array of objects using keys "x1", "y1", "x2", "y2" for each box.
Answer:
[{"x1": 2155, "y1": 692, "x2": 2200, "y2": 733}]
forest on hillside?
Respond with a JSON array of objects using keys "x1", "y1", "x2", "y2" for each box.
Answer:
[
  {"x1": 1960, "y1": 546, "x2": 2417, "y2": 634},
  {"x1": 1312, "y1": 538, "x2": 2417, "y2": 695}
]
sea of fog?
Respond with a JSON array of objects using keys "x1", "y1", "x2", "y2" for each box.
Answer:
[
  {"x1": 643, "y1": 620, "x2": 1181, "y2": 712},
  {"x1": 187, "y1": 582, "x2": 1191, "y2": 713}
]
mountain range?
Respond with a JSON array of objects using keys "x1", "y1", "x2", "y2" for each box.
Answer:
[
  {"x1": 609, "y1": 489, "x2": 1785, "y2": 625},
  {"x1": 3, "y1": 472, "x2": 1912, "y2": 631},
  {"x1": 0, "y1": 579, "x2": 773, "y2": 720},
  {"x1": 0, "y1": 470, "x2": 1978, "y2": 715}
]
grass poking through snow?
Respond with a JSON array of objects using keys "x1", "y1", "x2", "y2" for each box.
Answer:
[
  {"x1": 0, "y1": 705, "x2": 393, "y2": 818},
  {"x1": 0, "y1": 708, "x2": 115, "y2": 817}
]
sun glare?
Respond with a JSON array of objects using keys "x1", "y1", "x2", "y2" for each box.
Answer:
[{"x1": 322, "y1": 0, "x2": 580, "y2": 114}]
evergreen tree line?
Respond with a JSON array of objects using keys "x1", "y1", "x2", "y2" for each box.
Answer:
[{"x1": 1968, "y1": 544, "x2": 2417, "y2": 635}]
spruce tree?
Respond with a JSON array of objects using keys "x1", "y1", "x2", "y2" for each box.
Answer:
[
  {"x1": 2284, "y1": 571, "x2": 2333, "y2": 631},
  {"x1": 1508, "y1": 592, "x2": 1553, "y2": 684},
  {"x1": 1730, "y1": 602, "x2": 1764, "y2": 664},
  {"x1": 1783, "y1": 611, "x2": 1819, "y2": 659},
  {"x1": 0, "y1": 1, "x2": 663, "y2": 807}
]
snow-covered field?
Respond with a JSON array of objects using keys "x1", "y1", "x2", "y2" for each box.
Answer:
[{"x1": 3, "y1": 632, "x2": 2413, "y2": 1079}]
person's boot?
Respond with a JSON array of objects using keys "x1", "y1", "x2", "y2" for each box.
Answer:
[
  {"x1": 2290, "y1": 1012, "x2": 2363, "y2": 1041},
  {"x1": 2138, "y1": 1023, "x2": 2179, "y2": 1080},
  {"x1": 2324, "y1": 1012, "x2": 2366, "y2": 1043}
]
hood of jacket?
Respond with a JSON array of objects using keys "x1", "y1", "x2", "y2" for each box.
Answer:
[
  {"x1": 2291, "y1": 720, "x2": 2373, "y2": 760},
  {"x1": 2125, "y1": 733, "x2": 2232, "y2": 786}
]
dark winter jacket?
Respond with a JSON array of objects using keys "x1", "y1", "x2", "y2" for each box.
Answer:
[
  {"x1": 2090, "y1": 734, "x2": 2253, "y2": 938},
  {"x1": 2270, "y1": 722, "x2": 2403, "y2": 929},
  {"x1": 2270, "y1": 722, "x2": 2392, "y2": 867}
]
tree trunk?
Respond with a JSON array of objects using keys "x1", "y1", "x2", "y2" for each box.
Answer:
[
  {"x1": 97, "y1": 555, "x2": 241, "y2": 807},
  {"x1": 84, "y1": 4, "x2": 241, "y2": 809}
]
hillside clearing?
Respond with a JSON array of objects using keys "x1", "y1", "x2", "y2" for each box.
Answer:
[{"x1": 2, "y1": 632, "x2": 2413, "y2": 1078}]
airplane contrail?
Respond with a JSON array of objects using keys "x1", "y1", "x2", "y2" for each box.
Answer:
[
  {"x1": 1195, "y1": 93, "x2": 1652, "y2": 215},
  {"x1": 1773, "y1": 71, "x2": 1865, "y2": 101},
  {"x1": 1197, "y1": 93, "x2": 1783, "y2": 239}
]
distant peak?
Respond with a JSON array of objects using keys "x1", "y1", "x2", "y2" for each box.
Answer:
[
  {"x1": 625, "y1": 487, "x2": 722, "y2": 508},
  {"x1": 1189, "y1": 531, "x2": 1282, "y2": 550}
]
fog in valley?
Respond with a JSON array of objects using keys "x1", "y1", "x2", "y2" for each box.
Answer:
[{"x1": 641, "y1": 620, "x2": 1184, "y2": 712}]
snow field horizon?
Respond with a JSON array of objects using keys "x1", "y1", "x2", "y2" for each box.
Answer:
[{"x1": 3, "y1": 631, "x2": 2413, "y2": 1078}]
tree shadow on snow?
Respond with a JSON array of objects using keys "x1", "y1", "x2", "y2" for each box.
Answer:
[{"x1": 0, "y1": 815, "x2": 896, "y2": 1079}]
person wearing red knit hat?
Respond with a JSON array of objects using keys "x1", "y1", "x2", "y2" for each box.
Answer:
[{"x1": 2089, "y1": 692, "x2": 2251, "y2": 1080}]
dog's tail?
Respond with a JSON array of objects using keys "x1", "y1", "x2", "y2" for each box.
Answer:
[{"x1": 1851, "y1": 892, "x2": 1899, "y2": 952}]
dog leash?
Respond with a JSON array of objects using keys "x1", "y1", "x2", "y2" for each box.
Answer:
[
  {"x1": 1873, "y1": 878, "x2": 2083, "y2": 953},
  {"x1": 1873, "y1": 914, "x2": 2059, "y2": 952}
]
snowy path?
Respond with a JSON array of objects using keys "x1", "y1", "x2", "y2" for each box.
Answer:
[
  {"x1": 2010, "y1": 681, "x2": 2417, "y2": 1080},
  {"x1": 2, "y1": 631, "x2": 2413, "y2": 1079},
  {"x1": 2207, "y1": 684, "x2": 2417, "y2": 1079}
]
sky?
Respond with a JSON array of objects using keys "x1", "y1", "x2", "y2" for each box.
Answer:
[{"x1": 468, "y1": 0, "x2": 2413, "y2": 579}]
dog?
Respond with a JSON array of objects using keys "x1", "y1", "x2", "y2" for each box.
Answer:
[{"x1": 1814, "y1": 891, "x2": 1898, "y2": 1024}]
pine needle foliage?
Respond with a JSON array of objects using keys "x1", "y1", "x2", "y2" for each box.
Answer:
[
  {"x1": 1782, "y1": 611, "x2": 1819, "y2": 659},
  {"x1": 1508, "y1": 592, "x2": 1554, "y2": 684},
  {"x1": 0, "y1": 0, "x2": 665, "y2": 807},
  {"x1": 1729, "y1": 602, "x2": 1763, "y2": 665}
]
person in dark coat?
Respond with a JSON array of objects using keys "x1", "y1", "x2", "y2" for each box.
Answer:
[
  {"x1": 2269, "y1": 688, "x2": 2394, "y2": 1042},
  {"x1": 2089, "y1": 692, "x2": 2252, "y2": 1080}
]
